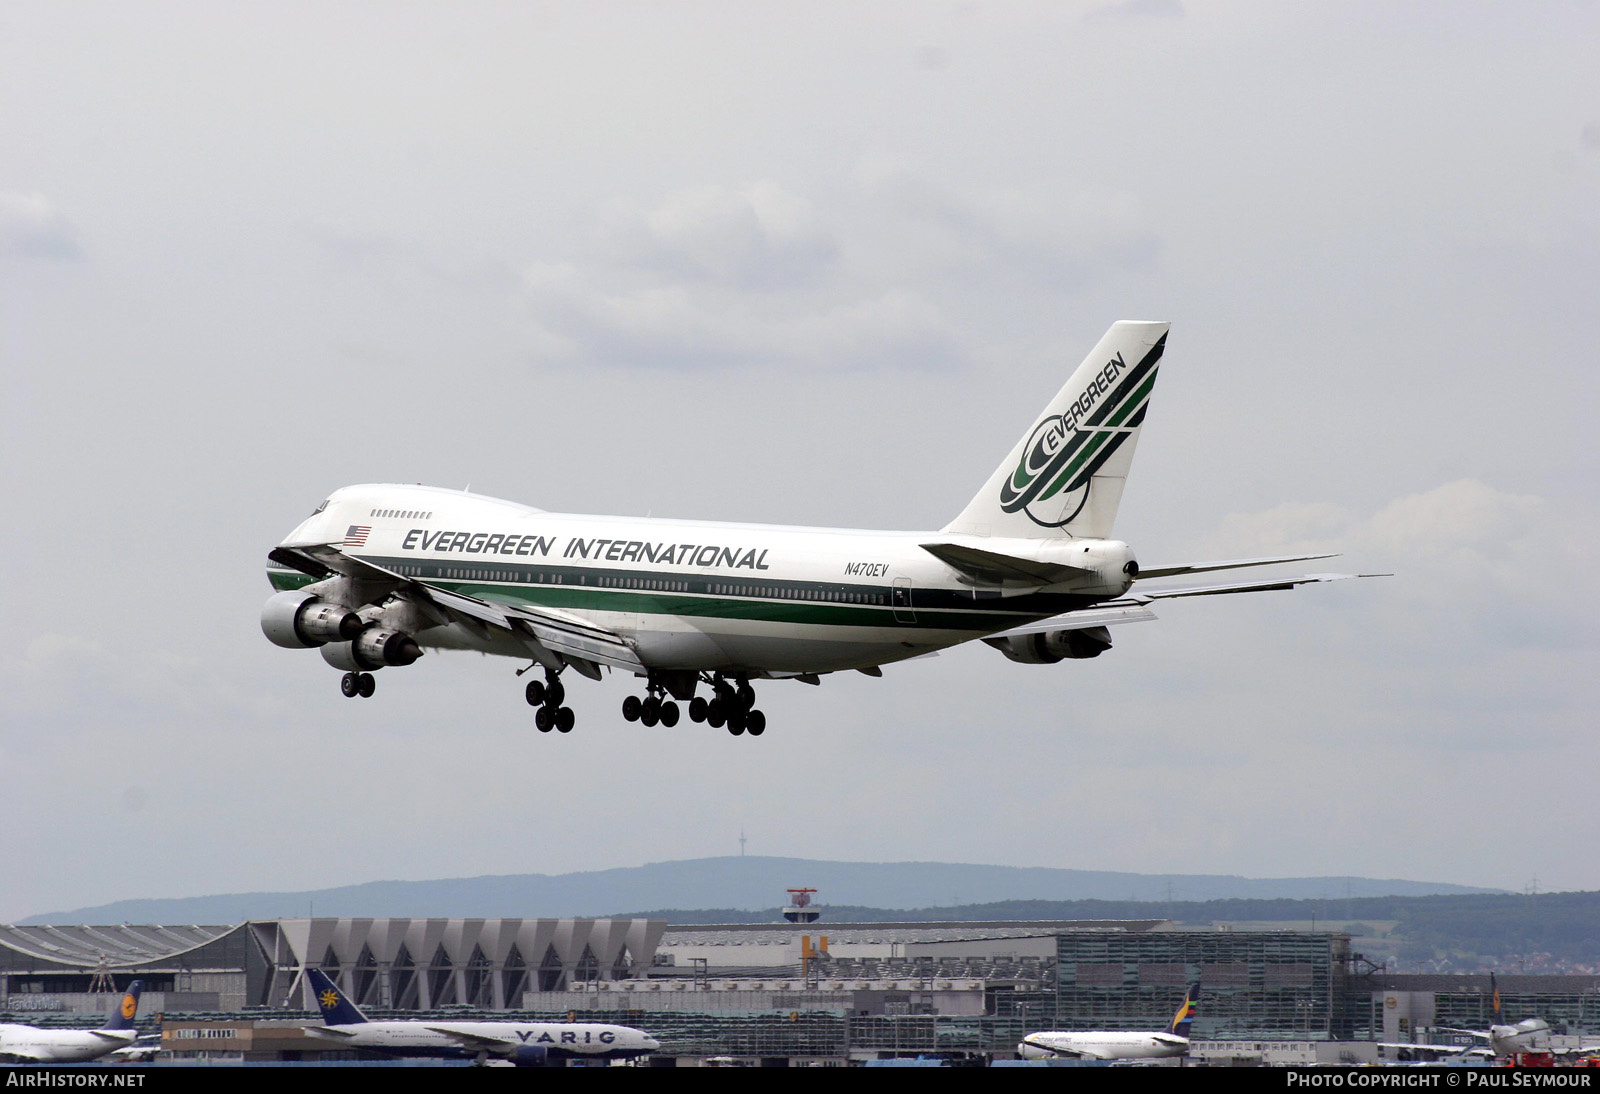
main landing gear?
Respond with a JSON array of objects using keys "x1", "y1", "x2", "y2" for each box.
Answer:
[
  {"x1": 622, "y1": 682, "x2": 680, "y2": 727},
  {"x1": 524, "y1": 671, "x2": 576, "y2": 733},
  {"x1": 687, "y1": 675, "x2": 765, "y2": 736},
  {"x1": 340, "y1": 672, "x2": 376, "y2": 698}
]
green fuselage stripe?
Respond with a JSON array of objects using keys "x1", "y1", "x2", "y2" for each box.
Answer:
[{"x1": 267, "y1": 555, "x2": 1101, "y2": 634}]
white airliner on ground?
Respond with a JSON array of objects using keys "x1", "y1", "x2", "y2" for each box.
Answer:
[
  {"x1": 264, "y1": 321, "x2": 1378, "y2": 734},
  {"x1": 1383, "y1": 975, "x2": 1600, "y2": 1060},
  {"x1": 303, "y1": 968, "x2": 659, "y2": 1065},
  {"x1": 0, "y1": 981, "x2": 143, "y2": 1063},
  {"x1": 1018, "y1": 982, "x2": 1199, "y2": 1061}
]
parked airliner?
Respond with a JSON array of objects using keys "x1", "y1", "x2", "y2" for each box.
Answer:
[
  {"x1": 303, "y1": 969, "x2": 659, "y2": 1065},
  {"x1": 1018, "y1": 982, "x2": 1199, "y2": 1061},
  {"x1": 264, "y1": 321, "x2": 1376, "y2": 735},
  {"x1": 0, "y1": 981, "x2": 143, "y2": 1063}
]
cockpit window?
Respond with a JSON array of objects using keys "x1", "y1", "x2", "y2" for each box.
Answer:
[{"x1": 313, "y1": 499, "x2": 329, "y2": 515}]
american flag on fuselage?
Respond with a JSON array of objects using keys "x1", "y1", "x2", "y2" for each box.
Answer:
[{"x1": 343, "y1": 525, "x2": 371, "y2": 548}]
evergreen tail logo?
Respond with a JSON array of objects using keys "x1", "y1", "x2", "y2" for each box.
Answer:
[{"x1": 998, "y1": 334, "x2": 1165, "y2": 529}]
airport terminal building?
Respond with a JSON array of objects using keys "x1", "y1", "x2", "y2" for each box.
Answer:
[{"x1": 3, "y1": 917, "x2": 1596, "y2": 1063}]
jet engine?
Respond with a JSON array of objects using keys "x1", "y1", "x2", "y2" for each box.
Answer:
[
  {"x1": 508, "y1": 1046, "x2": 551, "y2": 1067},
  {"x1": 260, "y1": 590, "x2": 364, "y2": 649},
  {"x1": 319, "y1": 628, "x2": 423, "y2": 671},
  {"x1": 995, "y1": 625, "x2": 1113, "y2": 664}
]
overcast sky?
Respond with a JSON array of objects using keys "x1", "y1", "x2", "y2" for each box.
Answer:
[{"x1": 3, "y1": 2, "x2": 1597, "y2": 921}]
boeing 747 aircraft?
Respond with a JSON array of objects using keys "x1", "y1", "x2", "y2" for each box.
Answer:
[
  {"x1": 0, "y1": 981, "x2": 143, "y2": 1063},
  {"x1": 1018, "y1": 982, "x2": 1200, "y2": 1061},
  {"x1": 303, "y1": 969, "x2": 659, "y2": 1065},
  {"x1": 264, "y1": 321, "x2": 1376, "y2": 735}
]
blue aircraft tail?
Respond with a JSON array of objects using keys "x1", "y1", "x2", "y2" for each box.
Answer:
[
  {"x1": 102, "y1": 980, "x2": 143, "y2": 1031},
  {"x1": 306, "y1": 967, "x2": 369, "y2": 1025},
  {"x1": 1166, "y1": 983, "x2": 1200, "y2": 1038}
]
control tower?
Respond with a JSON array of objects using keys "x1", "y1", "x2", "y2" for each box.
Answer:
[{"x1": 782, "y1": 888, "x2": 821, "y2": 924}]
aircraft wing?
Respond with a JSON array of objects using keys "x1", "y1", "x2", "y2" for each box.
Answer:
[
  {"x1": 425, "y1": 1027, "x2": 517, "y2": 1053},
  {"x1": 987, "y1": 573, "x2": 1381, "y2": 641},
  {"x1": 1131, "y1": 572, "x2": 1387, "y2": 600},
  {"x1": 1134, "y1": 553, "x2": 1339, "y2": 580},
  {"x1": 990, "y1": 603, "x2": 1159, "y2": 638},
  {"x1": 268, "y1": 543, "x2": 646, "y2": 674},
  {"x1": 1378, "y1": 1042, "x2": 1487, "y2": 1058}
]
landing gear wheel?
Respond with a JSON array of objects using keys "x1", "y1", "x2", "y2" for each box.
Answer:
[
  {"x1": 727, "y1": 712, "x2": 747, "y2": 736},
  {"x1": 556, "y1": 706, "x2": 575, "y2": 733},
  {"x1": 525, "y1": 679, "x2": 546, "y2": 706},
  {"x1": 341, "y1": 672, "x2": 360, "y2": 698},
  {"x1": 707, "y1": 698, "x2": 726, "y2": 729},
  {"x1": 535, "y1": 706, "x2": 554, "y2": 732},
  {"x1": 641, "y1": 704, "x2": 659, "y2": 728},
  {"x1": 745, "y1": 709, "x2": 765, "y2": 736},
  {"x1": 659, "y1": 701, "x2": 680, "y2": 727},
  {"x1": 356, "y1": 673, "x2": 376, "y2": 698},
  {"x1": 688, "y1": 697, "x2": 708, "y2": 723},
  {"x1": 622, "y1": 695, "x2": 642, "y2": 722},
  {"x1": 545, "y1": 677, "x2": 565, "y2": 706},
  {"x1": 735, "y1": 682, "x2": 755, "y2": 709}
]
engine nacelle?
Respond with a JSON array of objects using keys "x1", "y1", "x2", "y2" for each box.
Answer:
[
  {"x1": 319, "y1": 628, "x2": 424, "y2": 671},
  {"x1": 995, "y1": 626, "x2": 1113, "y2": 664},
  {"x1": 508, "y1": 1045, "x2": 551, "y2": 1067},
  {"x1": 261, "y1": 591, "x2": 364, "y2": 649}
]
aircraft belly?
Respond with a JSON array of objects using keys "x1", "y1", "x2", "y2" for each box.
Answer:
[
  {"x1": 416, "y1": 609, "x2": 977, "y2": 674},
  {"x1": 632, "y1": 617, "x2": 957, "y2": 673}
]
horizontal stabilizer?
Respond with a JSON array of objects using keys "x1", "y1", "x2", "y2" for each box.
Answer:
[
  {"x1": 920, "y1": 542, "x2": 1093, "y2": 585},
  {"x1": 1135, "y1": 553, "x2": 1338, "y2": 580}
]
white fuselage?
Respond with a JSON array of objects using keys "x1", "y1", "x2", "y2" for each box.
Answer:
[
  {"x1": 1017, "y1": 1030, "x2": 1189, "y2": 1061},
  {"x1": 0, "y1": 1024, "x2": 135, "y2": 1063},
  {"x1": 271, "y1": 484, "x2": 1136, "y2": 675},
  {"x1": 310, "y1": 1019, "x2": 658, "y2": 1060}
]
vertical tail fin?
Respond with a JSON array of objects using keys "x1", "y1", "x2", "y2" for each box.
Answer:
[
  {"x1": 306, "y1": 967, "x2": 369, "y2": 1025},
  {"x1": 102, "y1": 980, "x2": 143, "y2": 1031},
  {"x1": 945, "y1": 321, "x2": 1169, "y2": 539},
  {"x1": 1167, "y1": 983, "x2": 1200, "y2": 1038}
]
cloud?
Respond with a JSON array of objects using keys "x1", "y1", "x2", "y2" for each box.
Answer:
[
  {"x1": 1201, "y1": 479, "x2": 1599, "y2": 657},
  {"x1": 856, "y1": 164, "x2": 1161, "y2": 289},
  {"x1": 520, "y1": 264, "x2": 965, "y2": 372},
  {"x1": 0, "y1": 192, "x2": 84, "y2": 260},
  {"x1": 1082, "y1": 0, "x2": 1185, "y2": 25},
  {"x1": 603, "y1": 182, "x2": 838, "y2": 289}
]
